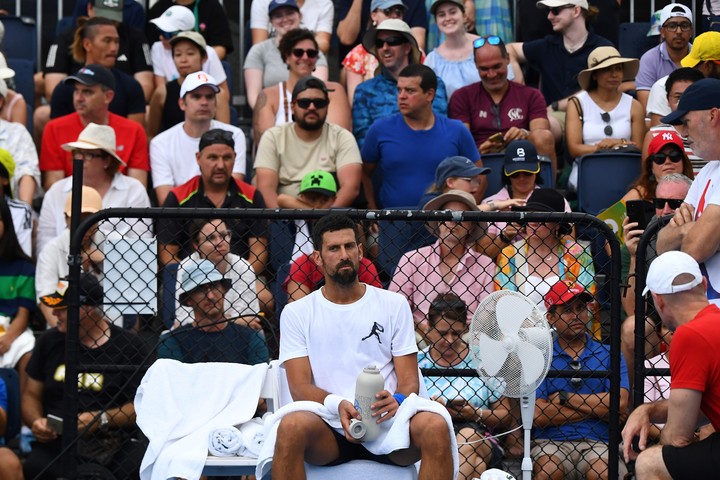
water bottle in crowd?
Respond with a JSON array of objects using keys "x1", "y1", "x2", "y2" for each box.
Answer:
[{"x1": 349, "y1": 365, "x2": 385, "y2": 442}]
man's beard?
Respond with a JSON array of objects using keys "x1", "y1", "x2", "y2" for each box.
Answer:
[
  {"x1": 329, "y1": 260, "x2": 358, "y2": 286},
  {"x1": 297, "y1": 115, "x2": 325, "y2": 131}
]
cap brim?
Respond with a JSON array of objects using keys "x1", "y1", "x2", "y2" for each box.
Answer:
[
  {"x1": 504, "y1": 162, "x2": 540, "y2": 176},
  {"x1": 680, "y1": 54, "x2": 701, "y2": 68},
  {"x1": 467, "y1": 166, "x2": 492, "y2": 176},
  {"x1": 300, "y1": 187, "x2": 336, "y2": 196},
  {"x1": 0, "y1": 67, "x2": 14, "y2": 79},
  {"x1": 536, "y1": 0, "x2": 572, "y2": 8},
  {"x1": 61, "y1": 140, "x2": 127, "y2": 167},
  {"x1": 556, "y1": 290, "x2": 594, "y2": 306},
  {"x1": 660, "y1": 109, "x2": 687, "y2": 126},
  {"x1": 39, "y1": 293, "x2": 67, "y2": 309},
  {"x1": 179, "y1": 278, "x2": 232, "y2": 305}
]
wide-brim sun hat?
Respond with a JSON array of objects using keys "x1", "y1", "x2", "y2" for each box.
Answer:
[
  {"x1": 362, "y1": 19, "x2": 421, "y2": 66},
  {"x1": 61, "y1": 123, "x2": 126, "y2": 166},
  {"x1": 577, "y1": 46, "x2": 639, "y2": 91},
  {"x1": 423, "y1": 189, "x2": 486, "y2": 241}
]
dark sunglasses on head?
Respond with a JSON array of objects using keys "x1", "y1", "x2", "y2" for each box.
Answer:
[
  {"x1": 375, "y1": 35, "x2": 408, "y2": 49},
  {"x1": 382, "y1": 6, "x2": 405, "y2": 16},
  {"x1": 600, "y1": 112, "x2": 613, "y2": 136},
  {"x1": 161, "y1": 30, "x2": 178, "y2": 39},
  {"x1": 295, "y1": 97, "x2": 329, "y2": 109},
  {"x1": 291, "y1": 48, "x2": 319, "y2": 59},
  {"x1": 547, "y1": 4, "x2": 574, "y2": 15},
  {"x1": 650, "y1": 150, "x2": 684, "y2": 164},
  {"x1": 204, "y1": 130, "x2": 234, "y2": 142},
  {"x1": 473, "y1": 35, "x2": 502, "y2": 49},
  {"x1": 653, "y1": 198, "x2": 684, "y2": 210}
]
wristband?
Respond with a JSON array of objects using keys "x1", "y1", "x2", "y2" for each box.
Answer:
[
  {"x1": 487, "y1": 200, "x2": 497, "y2": 211},
  {"x1": 392, "y1": 393, "x2": 406, "y2": 406},
  {"x1": 324, "y1": 394, "x2": 346, "y2": 415},
  {"x1": 499, "y1": 231, "x2": 511, "y2": 244},
  {"x1": 559, "y1": 391, "x2": 569, "y2": 406}
]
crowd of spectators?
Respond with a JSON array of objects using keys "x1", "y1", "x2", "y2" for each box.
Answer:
[{"x1": 0, "y1": 0, "x2": 718, "y2": 477}]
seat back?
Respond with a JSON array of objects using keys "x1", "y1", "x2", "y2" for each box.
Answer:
[
  {"x1": 377, "y1": 215, "x2": 434, "y2": 281},
  {"x1": 576, "y1": 152, "x2": 642, "y2": 215},
  {"x1": 160, "y1": 263, "x2": 180, "y2": 330},
  {"x1": 618, "y1": 22, "x2": 657, "y2": 60},
  {"x1": 481, "y1": 153, "x2": 505, "y2": 195},
  {"x1": 6, "y1": 57, "x2": 34, "y2": 134},
  {"x1": 0, "y1": 367, "x2": 20, "y2": 443},
  {"x1": 1, "y1": 16, "x2": 38, "y2": 68}
]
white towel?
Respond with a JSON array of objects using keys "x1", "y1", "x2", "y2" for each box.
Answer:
[
  {"x1": 238, "y1": 417, "x2": 266, "y2": 458},
  {"x1": 256, "y1": 394, "x2": 458, "y2": 479},
  {"x1": 208, "y1": 427, "x2": 243, "y2": 457},
  {"x1": 135, "y1": 359, "x2": 268, "y2": 480}
]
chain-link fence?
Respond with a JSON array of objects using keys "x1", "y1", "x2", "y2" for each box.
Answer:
[{"x1": 40, "y1": 207, "x2": 625, "y2": 479}]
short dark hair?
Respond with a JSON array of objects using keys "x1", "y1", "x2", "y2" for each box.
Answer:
[
  {"x1": 665, "y1": 67, "x2": 705, "y2": 96},
  {"x1": 312, "y1": 213, "x2": 360, "y2": 250},
  {"x1": 428, "y1": 293, "x2": 467, "y2": 326},
  {"x1": 190, "y1": 218, "x2": 221, "y2": 245},
  {"x1": 199, "y1": 129, "x2": 235, "y2": 151},
  {"x1": 398, "y1": 64, "x2": 437, "y2": 92},
  {"x1": 279, "y1": 28, "x2": 318, "y2": 62}
]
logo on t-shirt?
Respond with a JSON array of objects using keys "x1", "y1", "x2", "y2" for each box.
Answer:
[
  {"x1": 507, "y1": 108, "x2": 524, "y2": 122},
  {"x1": 361, "y1": 322, "x2": 384, "y2": 344}
]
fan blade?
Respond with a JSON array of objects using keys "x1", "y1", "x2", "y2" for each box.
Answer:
[
  {"x1": 496, "y1": 295, "x2": 533, "y2": 336},
  {"x1": 521, "y1": 326, "x2": 552, "y2": 350},
  {"x1": 477, "y1": 333, "x2": 510, "y2": 376},
  {"x1": 516, "y1": 341, "x2": 546, "y2": 387}
]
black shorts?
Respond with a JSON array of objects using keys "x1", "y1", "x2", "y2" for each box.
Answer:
[
  {"x1": 323, "y1": 426, "x2": 420, "y2": 467},
  {"x1": 662, "y1": 431, "x2": 720, "y2": 479}
]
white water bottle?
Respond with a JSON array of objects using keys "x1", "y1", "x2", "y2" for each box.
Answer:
[{"x1": 349, "y1": 365, "x2": 385, "y2": 442}]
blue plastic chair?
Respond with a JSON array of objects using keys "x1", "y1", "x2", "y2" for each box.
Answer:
[
  {"x1": 7, "y1": 57, "x2": 34, "y2": 133},
  {"x1": 618, "y1": 22, "x2": 657, "y2": 60},
  {"x1": 160, "y1": 263, "x2": 180, "y2": 330},
  {"x1": 576, "y1": 152, "x2": 642, "y2": 215},
  {"x1": 0, "y1": 368, "x2": 20, "y2": 443},
  {"x1": 1, "y1": 16, "x2": 38, "y2": 68},
  {"x1": 377, "y1": 212, "x2": 434, "y2": 281}
]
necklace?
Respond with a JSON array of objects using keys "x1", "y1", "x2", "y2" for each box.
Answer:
[{"x1": 564, "y1": 34, "x2": 588, "y2": 54}]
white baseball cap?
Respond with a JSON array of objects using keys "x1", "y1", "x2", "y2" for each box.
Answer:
[
  {"x1": 642, "y1": 251, "x2": 703, "y2": 296},
  {"x1": 150, "y1": 5, "x2": 195, "y2": 33},
  {"x1": 660, "y1": 3, "x2": 693, "y2": 27},
  {"x1": 179, "y1": 71, "x2": 220, "y2": 98}
]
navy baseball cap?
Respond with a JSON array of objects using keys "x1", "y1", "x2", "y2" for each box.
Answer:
[
  {"x1": 503, "y1": 140, "x2": 541, "y2": 176},
  {"x1": 269, "y1": 0, "x2": 299, "y2": 15},
  {"x1": 661, "y1": 78, "x2": 720, "y2": 125},
  {"x1": 434, "y1": 156, "x2": 490, "y2": 189},
  {"x1": 64, "y1": 64, "x2": 115, "y2": 91}
]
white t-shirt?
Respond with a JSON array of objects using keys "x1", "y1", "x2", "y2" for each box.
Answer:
[
  {"x1": 150, "y1": 41, "x2": 227, "y2": 83},
  {"x1": 250, "y1": 0, "x2": 334, "y2": 34},
  {"x1": 36, "y1": 174, "x2": 153, "y2": 256},
  {"x1": 7, "y1": 196, "x2": 34, "y2": 258},
  {"x1": 279, "y1": 285, "x2": 418, "y2": 406},
  {"x1": 175, "y1": 252, "x2": 260, "y2": 325},
  {"x1": 684, "y1": 161, "x2": 720, "y2": 304},
  {"x1": 646, "y1": 75, "x2": 671, "y2": 118},
  {"x1": 150, "y1": 120, "x2": 247, "y2": 189},
  {"x1": 35, "y1": 228, "x2": 70, "y2": 300}
]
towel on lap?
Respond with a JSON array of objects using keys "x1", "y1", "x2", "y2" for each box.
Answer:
[
  {"x1": 135, "y1": 359, "x2": 269, "y2": 480},
  {"x1": 256, "y1": 394, "x2": 458, "y2": 479}
]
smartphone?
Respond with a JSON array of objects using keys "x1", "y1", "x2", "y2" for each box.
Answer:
[
  {"x1": 47, "y1": 414, "x2": 63, "y2": 434},
  {"x1": 488, "y1": 132, "x2": 505, "y2": 144},
  {"x1": 626, "y1": 200, "x2": 654, "y2": 230}
]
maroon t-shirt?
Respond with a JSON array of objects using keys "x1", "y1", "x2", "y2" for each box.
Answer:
[{"x1": 449, "y1": 81, "x2": 548, "y2": 146}]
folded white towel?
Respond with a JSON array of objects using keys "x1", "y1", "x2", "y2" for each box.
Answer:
[
  {"x1": 256, "y1": 394, "x2": 458, "y2": 479},
  {"x1": 208, "y1": 427, "x2": 244, "y2": 457},
  {"x1": 238, "y1": 418, "x2": 265, "y2": 458}
]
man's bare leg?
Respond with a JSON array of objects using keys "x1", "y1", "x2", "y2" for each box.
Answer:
[
  {"x1": 272, "y1": 411, "x2": 341, "y2": 480},
  {"x1": 410, "y1": 411, "x2": 454, "y2": 480}
]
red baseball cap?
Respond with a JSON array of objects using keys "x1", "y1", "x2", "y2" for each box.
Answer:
[
  {"x1": 648, "y1": 130, "x2": 684, "y2": 156},
  {"x1": 544, "y1": 280, "x2": 593, "y2": 310}
]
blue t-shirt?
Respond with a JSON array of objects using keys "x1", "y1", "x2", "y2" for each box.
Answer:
[
  {"x1": 361, "y1": 114, "x2": 479, "y2": 208},
  {"x1": 418, "y1": 348, "x2": 504, "y2": 408},
  {"x1": 521, "y1": 33, "x2": 613, "y2": 105},
  {"x1": 534, "y1": 335, "x2": 629, "y2": 442},
  {"x1": 0, "y1": 377, "x2": 7, "y2": 413}
]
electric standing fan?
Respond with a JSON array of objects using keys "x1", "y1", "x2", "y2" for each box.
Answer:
[{"x1": 469, "y1": 291, "x2": 554, "y2": 480}]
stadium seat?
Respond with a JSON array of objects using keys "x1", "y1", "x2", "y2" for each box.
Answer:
[
  {"x1": 7, "y1": 57, "x2": 35, "y2": 134},
  {"x1": 576, "y1": 152, "x2": 642, "y2": 215},
  {"x1": 0, "y1": 367, "x2": 20, "y2": 443},
  {"x1": 618, "y1": 22, "x2": 657, "y2": 60},
  {"x1": 1, "y1": 16, "x2": 38, "y2": 68}
]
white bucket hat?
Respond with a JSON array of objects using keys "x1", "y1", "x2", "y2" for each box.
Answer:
[{"x1": 61, "y1": 123, "x2": 126, "y2": 166}]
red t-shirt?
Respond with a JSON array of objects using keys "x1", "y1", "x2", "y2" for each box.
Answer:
[
  {"x1": 448, "y1": 80, "x2": 548, "y2": 146},
  {"x1": 670, "y1": 304, "x2": 720, "y2": 431},
  {"x1": 283, "y1": 254, "x2": 382, "y2": 293},
  {"x1": 40, "y1": 112, "x2": 149, "y2": 175}
]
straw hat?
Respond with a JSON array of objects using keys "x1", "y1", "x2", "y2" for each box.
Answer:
[
  {"x1": 61, "y1": 123, "x2": 126, "y2": 166},
  {"x1": 423, "y1": 189, "x2": 486, "y2": 241},
  {"x1": 577, "y1": 46, "x2": 639, "y2": 91},
  {"x1": 363, "y1": 19, "x2": 421, "y2": 66}
]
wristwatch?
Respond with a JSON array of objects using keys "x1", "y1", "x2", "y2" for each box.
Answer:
[
  {"x1": 558, "y1": 391, "x2": 569, "y2": 406},
  {"x1": 551, "y1": 101, "x2": 559, "y2": 112},
  {"x1": 100, "y1": 411, "x2": 109, "y2": 429}
]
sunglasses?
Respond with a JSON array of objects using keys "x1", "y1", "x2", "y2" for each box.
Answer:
[
  {"x1": 295, "y1": 97, "x2": 329, "y2": 109},
  {"x1": 291, "y1": 48, "x2": 319, "y2": 59},
  {"x1": 473, "y1": 35, "x2": 502, "y2": 49},
  {"x1": 650, "y1": 150, "x2": 684, "y2": 164},
  {"x1": 547, "y1": 4, "x2": 574, "y2": 15},
  {"x1": 600, "y1": 112, "x2": 613, "y2": 136},
  {"x1": 203, "y1": 130, "x2": 234, "y2": 142},
  {"x1": 382, "y1": 6, "x2": 405, "y2": 16},
  {"x1": 653, "y1": 198, "x2": 684, "y2": 210},
  {"x1": 161, "y1": 30, "x2": 179, "y2": 40},
  {"x1": 374, "y1": 35, "x2": 408, "y2": 49}
]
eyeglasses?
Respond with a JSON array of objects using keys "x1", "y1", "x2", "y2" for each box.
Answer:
[
  {"x1": 653, "y1": 198, "x2": 684, "y2": 210},
  {"x1": 160, "y1": 30, "x2": 178, "y2": 40},
  {"x1": 456, "y1": 176, "x2": 481, "y2": 186},
  {"x1": 473, "y1": 35, "x2": 502, "y2": 49},
  {"x1": 295, "y1": 97, "x2": 329, "y2": 109},
  {"x1": 547, "y1": 4, "x2": 574, "y2": 15},
  {"x1": 650, "y1": 150, "x2": 684, "y2": 164},
  {"x1": 291, "y1": 48, "x2": 319, "y2": 59},
  {"x1": 73, "y1": 150, "x2": 107, "y2": 161},
  {"x1": 600, "y1": 112, "x2": 613, "y2": 136},
  {"x1": 382, "y1": 6, "x2": 405, "y2": 16},
  {"x1": 663, "y1": 21, "x2": 692, "y2": 32},
  {"x1": 374, "y1": 35, "x2": 408, "y2": 49}
]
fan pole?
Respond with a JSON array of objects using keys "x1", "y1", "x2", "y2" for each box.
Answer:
[{"x1": 520, "y1": 393, "x2": 536, "y2": 480}]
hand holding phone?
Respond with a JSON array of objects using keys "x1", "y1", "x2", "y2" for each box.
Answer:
[
  {"x1": 488, "y1": 132, "x2": 505, "y2": 144},
  {"x1": 626, "y1": 200, "x2": 654, "y2": 231},
  {"x1": 47, "y1": 414, "x2": 63, "y2": 434}
]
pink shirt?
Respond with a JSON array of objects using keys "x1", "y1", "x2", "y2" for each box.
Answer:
[{"x1": 389, "y1": 241, "x2": 495, "y2": 327}]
